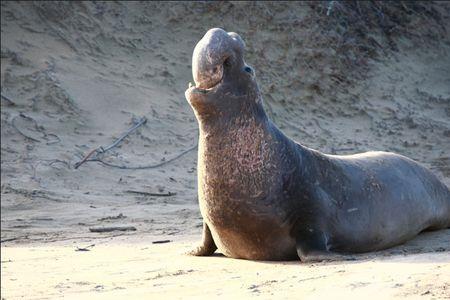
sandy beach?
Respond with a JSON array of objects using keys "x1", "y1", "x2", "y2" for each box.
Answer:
[
  {"x1": 1, "y1": 2, "x2": 449, "y2": 299},
  {"x1": 2, "y1": 232, "x2": 450, "y2": 300}
]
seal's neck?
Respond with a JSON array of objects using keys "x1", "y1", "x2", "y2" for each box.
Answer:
[
  {"x1": 197, "y1": 100, "x2": 268, "y2": 136},
  {"x1": 196, "y1": 98, "x2": 312, "y2": 211}
]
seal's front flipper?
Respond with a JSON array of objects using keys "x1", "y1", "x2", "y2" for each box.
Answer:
[{"x1": 187, "y1": 222, "x2": 217, "y2": 256}]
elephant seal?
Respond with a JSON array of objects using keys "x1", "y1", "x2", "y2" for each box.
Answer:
[{"x1": 184, "y1": 28, "x2": 450, "y2": 261}]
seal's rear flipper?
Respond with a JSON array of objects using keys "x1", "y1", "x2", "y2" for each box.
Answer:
[
  {"x1": 296, "y1": 236, "x2": 357, "y2": 262},
  {"x1": 297, "y1": 249, "x2": 357, "y2": 263},
  {"x1": 187, "y1": 222, "x2": 217, "y2": 256}
]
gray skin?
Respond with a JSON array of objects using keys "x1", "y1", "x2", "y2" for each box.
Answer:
[{"x1": 185, "y1": 28, "x2": 450, "y2": 262}]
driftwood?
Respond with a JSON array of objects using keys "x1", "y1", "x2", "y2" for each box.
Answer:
[
  {"x1": 89, "y1": 226, "x2": 137, "y2": 233},
  {"x1": 75, "y1": 244, "x2": 95, "y2": 251},
  {"x1": 11, "y1": 113, "x2": 60, "y2": 145},
  {"x1": 92, "y1": 143, "x2": 197, "y2": 170},
  {"x1": 0, "y1": 237, "x2": 21, "y2": 243},
  {"x1": 74, "y1": 117, "x2": 148, "y2": 169},
  {"x1": 74, "y1": 116, "x2": 198, "y2": 170},
  {"x1": 124, "y1": 190, "x2": 176, "y2": 197},
  {"x1": 1, "y1": 92, "x2": 16, "y2": 106},
  {"x1": 152, "y1": 240, "x2": 171, "y2": 244},
  {"x1": 11, "y1": 113, "x2": 41, "y2": 142}
]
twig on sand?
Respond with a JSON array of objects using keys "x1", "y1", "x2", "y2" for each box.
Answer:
[
  {"x1": 44, "y1": 133, "x2": 61, "y2": 145},
  {"x1": 74, "y1": 116, "x2": 198, "y2": 170},
  {"x1": 92, "y1": 143, "x2": 198, "y2": 170},
  {"x1": 0, "y1": 237, "x2": 21, "y2": 243},
  {"x1": 73, "y1": 148, "x2": 98, "y2": 169},
  {"x1": 102, "y1": 117, "x2": 148, "y2": 153},
  {"x1": 124, "y1": 190, "x2": 177, "y2": 197},
  {"x1": 48, "y1": 159, "x2": 71, "y2": 169},
  {"x1": 11, "y1": 113, "x2": 41, "y2": 142},
  {"x1": 75, "y1": 244, "x2": 96, "y2": 251},
  {"x1": 152, "y1": 240, "x2": 172, "y2": 244},
  {"x1": 74, "y1": 117, "x2": 147, "y2": 169},
  {"x1": 89, "y1": 226, "x2": 137, "y2": 233},
  {"x1": 1, "y1": 92, "x2": 16, "y2": 106},
  {"x1": 10, "y1": 113, "x2": 61, "y2": 145}
]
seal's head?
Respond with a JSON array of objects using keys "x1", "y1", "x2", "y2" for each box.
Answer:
[{"x1": 185, "y1": 28, "x2": 261, "y2": 121}]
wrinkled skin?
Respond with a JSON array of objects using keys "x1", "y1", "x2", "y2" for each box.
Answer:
[{"x1": 185, "y1": 28, "x2": 450, "y2": 262}]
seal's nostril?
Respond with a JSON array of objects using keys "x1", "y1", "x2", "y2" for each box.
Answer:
[{"x1": 244, "y1": 66, "x2": 252, "y2": 74}]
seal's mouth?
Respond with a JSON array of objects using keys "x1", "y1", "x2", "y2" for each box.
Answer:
[
  {"x1": 188, "y1": 78, "x2": 222, "y2": 94},
  {"x1": 188, "y1": 62, "x2": 224, "y2": 94},
  {"x1": 186, "y1": 28, "x2": 246, "y2": 105}
]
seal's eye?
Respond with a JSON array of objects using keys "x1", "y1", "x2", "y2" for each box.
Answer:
[
  {"x1": 223, "y1": 58, "x2": 231, "y2": 67},
  {"x1": 244, "y1": 66, "x2": 253, "y2": 74}
]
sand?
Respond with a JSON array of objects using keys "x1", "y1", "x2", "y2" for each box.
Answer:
[
  {"x1": 1, "y1": 2, "x2": 449, "y2": 299},
  {"x1": 2, "y1": 234, "x2": 450, "y2": 300}
]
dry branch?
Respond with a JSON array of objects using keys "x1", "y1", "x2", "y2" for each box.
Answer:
[
  {"x1": 11, "y1": 113, "x2": 41, "y2": 142},
  {"x1": 89, "y1": 226, "x2": 137, "y2": 233},
  {"x1": 74, "y1": 117, "x2": 147, "y2": 169},
  {"x1": 74, "y1": 115, "x2": 198, "y2": 170},
  {"x1": 152, "y1": 240, "x2": 171, "y2": 244},
  {"x1": 124, "y1": 190, "x2": 176, "y2": 197}
]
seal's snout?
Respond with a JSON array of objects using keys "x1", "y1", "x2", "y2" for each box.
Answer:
[
  {"x1": 185, "y1": 28, "x2": 252, "y2": 113},
  {"x1": 195, "y1": 63, "x2": 223, "y2": 90},
  {"x1": 192, "y1": 28, "x2": 244, "y2": 90}
]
